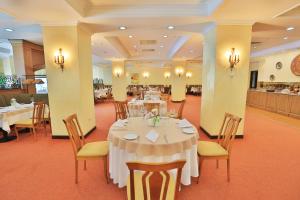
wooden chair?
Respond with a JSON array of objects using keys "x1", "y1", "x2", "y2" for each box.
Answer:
[
  {"x1": 43, "y1": 105, "x2": 51, "y2": 134},
  {"x1": 14, "y1": 101, "x2": 46, "y2": 140},
  {"x1": 197, "y1": 113, "x2": 242, "y2": 183},
  {"x1": 160, "y1": 94, "x2": 169, "y2": 102},
  {"x1": 63, "y1": 114, "x2": 109, "y2": 184},
  {"x1": 168, "y1": 100, "x2": 185, "y2": 119},
  {"x1": 143, "y1": 102, "x2": 160, "y2": 114},
  {"x1": 113, "y1": 100, "x2": 128, "y2": 120},
  {"x1": 126, "y1": 160, "x2": 186, "y2": 200}
]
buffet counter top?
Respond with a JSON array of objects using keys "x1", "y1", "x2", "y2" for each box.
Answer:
[{"x1": 247, "y1": 90, "x2": 300, "y2": 119}]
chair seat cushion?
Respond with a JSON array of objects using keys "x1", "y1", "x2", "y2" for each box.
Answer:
[
  {"x1": 127, "y1": 171, "x2": 176, "y2": 200},
  {"x1": 15, "y1": 119, "x2": 33, "y2": 126},
  {"x1": 77, "y1": 141, "x2": 108, "y2": 158},
  {"x1": 197, "y1": 141, "x2": 228, "y2": 157}
]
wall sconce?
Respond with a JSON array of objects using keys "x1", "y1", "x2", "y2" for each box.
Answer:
[
  {"x1": 54, "y1": 48, "x2": 65, "y2": 71},
  {"x1": 114, "y1": 68, "x2": 123, "y2": 77},
  {"x1": 186, "y1": 72, "x2": 192, "y2": 79},
  {"x1": 164, "y1": 71, "x2": 171, "y2": 79},
  {"x1": 143, "y1": 71, "x2": 149, "y2": 79},
  {"x1": 227, "y1": 48, "x2": 240, "y2": 71},
  {"x1": 175, "y1": 67, "x2": 184, "y2": 77}
]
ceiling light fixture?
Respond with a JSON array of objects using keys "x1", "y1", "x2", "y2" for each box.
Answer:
[
  {"x1": 163, "y1": 35, "x2": 168, "y2": 38},
  {"x1": 189, "y1": 50, "x2": 193, "y2": 53},
  {"x1": 283, "y1": 36, "x2": 288, "y2": 40},
  {"x1": 286, "y1": 27, "x2": 295, "y2": 31},
  {"x1": 4, "y1": 28, "x2": 13, "y2": 32},
  {"x1": 160, "y1": 45, "x2": 164, "y2": 48},
  {"x1": 167, "y1": 25, "x2": 175, "y2": 30},
  {"x1": 119, "y1": 26, "x2": 127, "y2": 30},
  {"x1": 129, "y1": 35, "x2": 133, "y2": 38}
]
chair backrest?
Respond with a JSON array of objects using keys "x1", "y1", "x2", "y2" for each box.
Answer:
[
  {"x1": 62, "y1": 114, "x2": 84, "y2": 157},
  {"x1": 127, "y1": 160, "x2": 186, "y2": 200},
  {"x1": 32, "y1": 102, "x2": 45, "y2": 126},
  {"x1": 143, "y1": 102, "x2": 160, "y2": 114},
  {"x1": 177, "y1": 100, "x2": 186, "y2": 119},
  {"x1": 160, "y1": 94, "x2": 169, "y2": 102},
  {"x1": 217, "y1": 113, "x2": 242, "y2": 153},
  {"x1": 113, "y1": 101, "x2": 128, "y2": 120}
]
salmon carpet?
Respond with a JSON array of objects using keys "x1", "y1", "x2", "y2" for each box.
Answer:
[{"x1": 1, "y1": 96, "x2": 300, "y2": 200}]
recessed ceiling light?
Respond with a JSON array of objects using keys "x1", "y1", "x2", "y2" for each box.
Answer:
[
  {"x1": 254, "y1": 46, "x2": 257, "y2": 49},
  {"x1": 189, "y1": 49, "x2": 193, "y2": 53},
  {"x1": 160, "y1": 45, "x2": 164, "y2": 48},
  {"x1": 4, "y1": 28, "x2": 13, "y2": 32},
  {"x1": 167, "y1": 25, "x2": 175, "y2": 30},
  {"x1": 133, "y1": 45, "x2": 137, "y2": 48},
  {"x1": 163, "y1": 35, "x2": 168, "y2": 38},
  {"x1": 119, "y1": 26, "x2": 127, "y2": 30},
  {"x1": 286, "y1": 26, "x2": 295, "y2": 31},
  {"x1": 283, "y1": 36, "x2": 288, "y2": 40},
  {"x1": 129, "y1": 35, "x2": 133, "y2": 38}
]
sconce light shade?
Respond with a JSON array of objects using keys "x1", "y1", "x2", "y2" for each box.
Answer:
[
  {"x1": 164, "y1": 71, "x2": 171, "y2": 79},
  {"x1": 114, "y1": 68, "x2": 123, "y2": 78},
  {"x1": 175, "y1": 67, "x2": 184, "y2": 77},
  {"x1": 186, "y1": 72, "x2": 192, "y2": 78},
  {"x1": 54, "y1": 48, "x2": 65, "y2": 71},
  {"x1": 228, "y1": 48, "x2": 240, "y2": 70},
  {"x1": 143, "y1": 71, "x2": 149, "y2": 79}
]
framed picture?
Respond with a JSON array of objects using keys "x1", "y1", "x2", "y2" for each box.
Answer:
[
  {"x1": 131, "y1": 73, "x2": 139, "y2": 84},
  {"x1": 291, "y1": 55, "x2": 300, "y2": 76},
  {"x1": 275, "y1": 62, "x2": 282, "y2": 70}
]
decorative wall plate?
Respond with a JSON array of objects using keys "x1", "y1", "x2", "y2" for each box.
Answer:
[
  {"x1": 269, "y1": 74, "x2": 275, "y2": 81},
  {"x1": 291, "y1": 55, "x2": 300, "y2": 76},
  {"x1": 275, "y1": 61, "x2": 282, "y2": 70}
]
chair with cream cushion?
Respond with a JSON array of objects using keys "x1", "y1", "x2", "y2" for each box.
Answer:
[
  {"x1": 14, "y1": 101, "x2": 46, "y2": 140},
  {"x1": 63, "y1": 114, "x2": 109, "y2": 184},
  {"x1": 113, "y1": 100, "x2": 128, "y2": 121},
  {"x1": 168, "y1": 100, "x2": 185, "y2": 119},
  {"x1": 197, "y1": 113, "x2": 242, "y2": 183},
  {"x1": 126, "y1": 160, "x2": 186, "y2": 200}
]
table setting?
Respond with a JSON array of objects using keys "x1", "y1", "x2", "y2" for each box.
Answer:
[
  {"x1": 108, "y1": 116, "x2": 199, "y2": 188},
  {"x1": 127, "y1": 99, "x2": 167, "y2": 117}
]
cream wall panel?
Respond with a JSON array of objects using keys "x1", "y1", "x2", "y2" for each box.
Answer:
[{"x1": 250, "y1": 50, "x2": 300, "y2": 82}]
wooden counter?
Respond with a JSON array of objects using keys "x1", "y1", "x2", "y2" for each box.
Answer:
[{"x1": 247, "y1": 90, "x2": 300, "y2": 119}]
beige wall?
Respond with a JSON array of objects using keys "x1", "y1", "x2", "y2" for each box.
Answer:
[
  {"x1": 250, "y1": 50, "x2": 300, "y2": 82},
  {"x1": 112, "y1": 61, "x2": 127, "y2": 101},
  {"x1": 126, "y1": 63, "x2": 202, "y2": 85},
  {"x1": 43, "y1": 25, "x2": 95, "y2": 136},
  {"x1": 201, "y1": 25, "x2": 252, "y2": 136}
]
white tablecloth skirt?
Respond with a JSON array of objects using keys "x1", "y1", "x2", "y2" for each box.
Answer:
[
  {"x1": 109, "y1": 142, "x2": 199, "y2": 188},
  {"x1": 0, "y1": 108, "x2": 33, "y2": 132}
]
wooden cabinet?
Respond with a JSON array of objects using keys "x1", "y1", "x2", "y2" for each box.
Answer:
[{"x1": 247, "y1": 90, "x2": 300, "y2": 119}]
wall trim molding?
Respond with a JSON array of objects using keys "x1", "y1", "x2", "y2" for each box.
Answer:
[
  {"x1": 51, "y1": 126, "x2": 96, "y2": 139},
  {"x1": 200, "y1": 126, "x2": 244, "y2": 139}
]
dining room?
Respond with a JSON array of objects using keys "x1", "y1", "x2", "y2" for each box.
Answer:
[{"x1": 1, "y1": 0, "x2": 300, "y2": 200}]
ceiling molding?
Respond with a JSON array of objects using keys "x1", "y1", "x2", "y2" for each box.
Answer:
[
  {"x1": 105, "y1": 36, "x2": 130, "y2": 58},
  {"x1": 167, "y1": 36, "x2": 190, "y2": 59}
]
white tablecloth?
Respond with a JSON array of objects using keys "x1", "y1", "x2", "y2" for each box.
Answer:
[
  {"x1": 0, "y1": 105, "x2": 33, "y2": 133},
  {"x1": 128, "y1": 100, "x2": 167, "y2": 117},
  {"x1": 108, "y1": 117, "x2": 199, "y2": 188},
  {"x1": 94, "y1": 89, "x2": 108, "y2": 98}
]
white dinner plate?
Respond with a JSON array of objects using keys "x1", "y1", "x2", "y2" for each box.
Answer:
[
  {"x1": 123, "y1": 133, "x2": 138, "y2": 140},
  {"x1": 182, "y1": 128, "x2": 195, "y2": 134}
]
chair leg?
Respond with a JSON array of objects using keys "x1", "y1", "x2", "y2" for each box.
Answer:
[
  {"x1": 197, "y1": 157, "x2": 203, "y2": 184},
  {"x1": 103, "y1": 156, "x2": 109, "y2": 184},
  {"x1": 84, "y1": 160, "x2": 87, "y2": 170},
  {"x1": 14, "y1": 126, "x2": 19, "y2": 141},
  {"x1": 227, "y1": 158, "x2": 230, "y2": 182},
  {"x1": 32, "y1": 127, "x2": 37, "y2": 140},
  {"x1": 216, "y1": 160, "x2": 219, "y2": 169},
  {"x1": 75, "y1": 160, "x2": 78, "y2": 184}
]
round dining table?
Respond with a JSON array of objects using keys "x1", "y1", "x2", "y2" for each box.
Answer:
[{"x1": 108, "y1": 117, "x2": 199, "y2": 188}]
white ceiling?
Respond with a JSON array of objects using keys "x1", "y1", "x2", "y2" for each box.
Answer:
[{"x1": 0, "y1": 0, "x2": 300, "y2": 65}]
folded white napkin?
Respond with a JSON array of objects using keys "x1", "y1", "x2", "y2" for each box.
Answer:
[
  {"x1": 178, "y1": 119, "x2": 193, "y2": 128},
  {"x1": 146, "y1": 130, "x2": 159, "y2": 143},
  {"x1": 114, "y1": 119, "x2": 127, "y2": 127}
]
